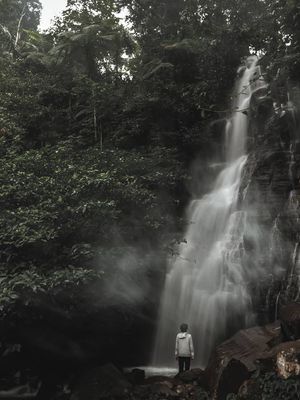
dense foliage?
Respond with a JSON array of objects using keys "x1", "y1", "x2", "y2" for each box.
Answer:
[{"x1": 0, "y1": 0, "x2": 299, "y2": 336}]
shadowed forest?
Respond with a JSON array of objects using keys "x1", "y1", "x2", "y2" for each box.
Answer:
[{"x1": 1, "y1": 1, "x2": 300, "y2": 399}]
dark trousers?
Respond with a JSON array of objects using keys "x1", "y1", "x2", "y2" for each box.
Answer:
[{"x1": 178, "y1": 357, "x2": 191, "y2": 373}]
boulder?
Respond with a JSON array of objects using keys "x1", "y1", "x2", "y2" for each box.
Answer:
[
  {"x1": 151, "y1": 382, "x2": 178, "y2": 397},
  {"x1": 237, "y1": 369, "x2": 300, "y2": 400},
  {"x1": 132, "y1": 381, "x2": 180, "y2": 399},
  {"x1": 237, "y1": 378, "x2": 260, "y2": 399},
  {"x1": 174, "y1": 383, "x2": 194, "y2": 398},
  {"x1": 193, "y1": 386, "x2": 210, "y2": 400},
  {"x1": 259, "y1": 339, "x2": 300, "y2": 378},
  {"x1": 70, "y1": 363, "x2": 131, "y2": 400},
  {"x1": 126, "y1": 368, "x2": 145, "y2": 385},
  {"x1": 279, "y1": 303, "x2": 300, "y2": 340},
  {"x1": 207, "y1": 330, "x2": 300, "y2": 399},
  {"x1": 204, "y1": 321, "x2": 281, "y2": 400},
  {"x1": 177, "y1": 368, "x2": 204, "y2": 384},
  {"x1": 145, "y1": 375, "x2": 178, "y2": 385},
  {"x1": 132, "y1": 381, "x2": 178, "y2": 398},
  {"x1": 276, "y1": 346, "x2": 300, "y2": 379}
]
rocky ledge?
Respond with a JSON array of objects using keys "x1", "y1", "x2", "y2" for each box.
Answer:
[
  {"x1": 70, "y1": 304, "x2": 300, "y2": 400},
  {"x1": 1, "y1": 305, "x2": 300, "y2": 400}
]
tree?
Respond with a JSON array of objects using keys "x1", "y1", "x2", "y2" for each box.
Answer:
[
  {"x1": 0, "y1": 0, "x2": 41, "y2": 49},
  {"x1": 50, "y1": 24, "x2": 134, "y2": 79},
  {"x1": 52, "y1": 0, "x2": 121, "y2": 33}
]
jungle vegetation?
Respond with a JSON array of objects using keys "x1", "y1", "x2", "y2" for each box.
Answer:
[{"x1": 0, "y1": 0, "x2": 299, "y2": 321}]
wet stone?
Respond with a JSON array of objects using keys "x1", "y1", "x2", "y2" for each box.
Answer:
[{"x1": 177, "y1": 368, "x2": 204, "y2": 384}]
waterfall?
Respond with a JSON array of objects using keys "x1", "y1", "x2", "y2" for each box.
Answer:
[{"x1": 153, "y1": 57, "x2": 262, "y2": 368}]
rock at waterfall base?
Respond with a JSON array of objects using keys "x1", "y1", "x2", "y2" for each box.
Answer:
[
  {"x1": 150, "y1": 381, "x2": 179, "y2": 397},
  {"x1": 204, "y1": 314, "x2": 300, "y2": 400},
  {"x1": 279, "y1": 303, "x2": 300, "y2": 340},
  {"x1": 259, "y1": 340, "x2": 300, "y2": 379},
  {"x1": 70, "y1": 363, "x2": 132, "y2": 400},
  {"x1": 69, "y1": 365, "x2": 211, "y2": 400},
  {"x1": 177, "y1": 368, "x2": 205, "y2": 384},
  {"x1": 204, "y1": 321, "x2": 282, "y2": 400},
  {"x1": 276, "y1": 347, "x2": 300, "y2": 379},
  {"x1": 126, "y1": 368, "x2": 146, "y2": 384}
]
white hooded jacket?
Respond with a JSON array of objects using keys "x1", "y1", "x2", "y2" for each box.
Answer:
[{"x1": 175, "y1": 332, "x2": 194, "y2": 358}]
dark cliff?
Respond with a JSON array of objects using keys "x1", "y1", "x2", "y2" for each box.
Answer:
[{"x1": 239, "y1": 81, "x2": 300, "y2": 320}]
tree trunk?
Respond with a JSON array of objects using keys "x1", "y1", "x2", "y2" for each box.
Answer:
[
  {"x1": 100, "y1": 120, "x2": 103, "y2": 152},
  {"x1": 93, "y1": 106, "x2": 98, "y2": 142},
  {"x1": 15, "y1": 3, "x2": 27, "y2": 48}
]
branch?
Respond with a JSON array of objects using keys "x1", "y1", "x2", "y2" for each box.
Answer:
[{"x1": 15, "y1": 2, "x2": 27, "y2": 48}]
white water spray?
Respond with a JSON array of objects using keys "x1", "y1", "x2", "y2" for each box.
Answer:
[{"x1": 153, "y1": 57, "x2": 263, "y2": 367}]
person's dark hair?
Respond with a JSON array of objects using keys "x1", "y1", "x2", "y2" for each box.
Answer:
[{"x1": 180, "y1": 323, "x2": 188, "y2": 332}]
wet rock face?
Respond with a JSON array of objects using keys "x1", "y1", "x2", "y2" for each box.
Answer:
[{"x1": 239, "y1": 93, "x2": 300, "y2": 317}]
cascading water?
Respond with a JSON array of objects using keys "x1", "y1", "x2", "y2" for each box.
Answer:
[{"x1": 153, "y1": 56, "x2": 263, "y2": 368}]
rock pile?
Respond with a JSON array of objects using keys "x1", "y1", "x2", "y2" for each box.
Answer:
[
  {"x1": 2, "y1": 309, "x2": 300, "y2": 400},
  {"x1": 70, "y1": 365, "x2": 206, "y2": 400},
  {"x1": 204, "y1": 305, "x2": 300, "y2": 400}
]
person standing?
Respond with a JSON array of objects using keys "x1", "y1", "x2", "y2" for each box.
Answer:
[{"x1": 175, "y1": 323, "x2": 194, "y2": 373}]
